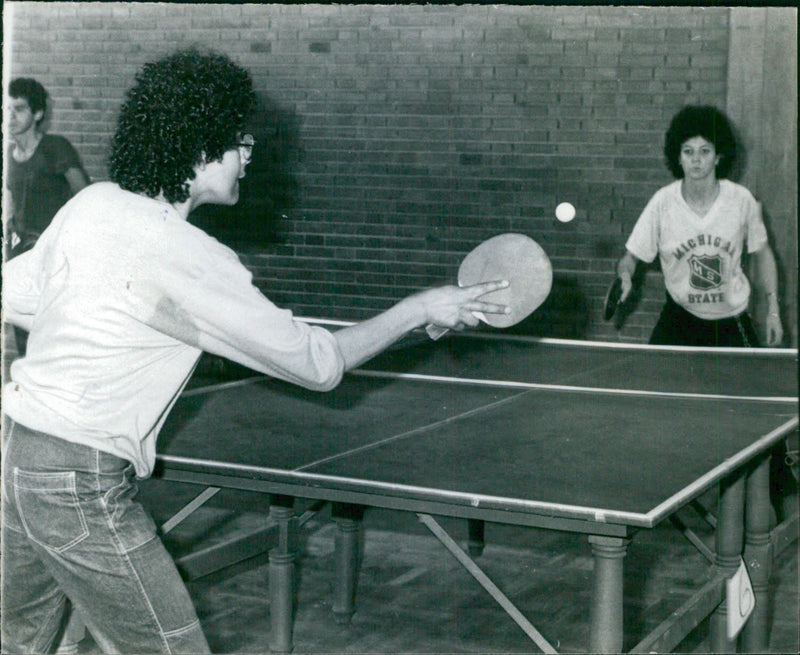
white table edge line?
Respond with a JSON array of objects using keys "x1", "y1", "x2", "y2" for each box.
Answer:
[
  {"x1": 351, "y1": 369, "x2": 799, "y2": 403},
  {"x1": 155, "y1": 454, "x2": 652, "y2": 526},
  {"x1": 645, "y1": 416, "x2": 800, "y2": 525},
  {"x1": 294, "y1": 317, "x2": 798, "y2": 356},
  {"x1": 458, "y1": 332, "x2": 798, "y2": 355}
]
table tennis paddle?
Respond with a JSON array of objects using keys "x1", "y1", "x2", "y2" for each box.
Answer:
[
  {"x1": 603, "y1": 277, "x2": 623, "y2": 322},
  {"x1": 426, "y1": 233, "x2": 553, "y2": 340}
]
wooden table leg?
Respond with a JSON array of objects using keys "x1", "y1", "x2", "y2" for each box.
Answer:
[
  {"x1": 332, "y1": 503, "x2": 365, "y2": 625},
  {"x1": 710, "y1": 473, "x2": 745, "y2": 653},
  {"x1": 742, "y1": 455, "x2": 772, "y2": 653},
  {"x1": 588, "y1": 535, "x2": 630, "y2": 653},
  {"x1": 269, "y1": 496, "x2": 297, "y2": 654}
]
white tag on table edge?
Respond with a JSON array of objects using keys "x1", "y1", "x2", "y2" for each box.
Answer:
[{"x1": 726, "y1": 557, "x2": 755, "y2": 640}]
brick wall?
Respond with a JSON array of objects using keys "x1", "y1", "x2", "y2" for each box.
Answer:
[{"x1": 5, "y1": 3, "x2": 741, "y2": 341}]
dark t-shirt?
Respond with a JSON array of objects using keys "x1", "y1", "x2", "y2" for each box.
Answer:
[{"x1": 7, "y1": 134, "x2": 86, "y2": 251}]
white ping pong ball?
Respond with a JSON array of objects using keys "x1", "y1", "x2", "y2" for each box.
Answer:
[{"x1": 556, "y1": 202, "x2": 576, "y2": 223}]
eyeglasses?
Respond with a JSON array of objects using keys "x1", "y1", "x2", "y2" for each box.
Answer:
[{"x1": 237, "y1": 134, "x2": 255, "y2": 163}]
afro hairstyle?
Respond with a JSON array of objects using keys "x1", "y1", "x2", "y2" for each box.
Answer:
[
  {"x1": 663, "y1": 105, "x2": 738, "y2": 179},
  {"x1": 109, "y1": 48, "x2": 257, "y2": 204}
]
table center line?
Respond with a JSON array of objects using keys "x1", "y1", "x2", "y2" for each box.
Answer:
[{"x1": 294, "y1": 389, "x2": 533, "y2": 472}]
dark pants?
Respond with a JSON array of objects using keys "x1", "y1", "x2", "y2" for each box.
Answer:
[
  {"x1": 13, "y1": 326, "x2": 29, "y2": 358},
  {"x1": 649, "y1": 293, "x2": 760, "y2": 347}
]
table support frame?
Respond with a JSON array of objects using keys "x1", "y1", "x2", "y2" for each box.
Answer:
[
  {"x1": 268, "y1": 497, "x2": 298, "y2": 654},
  {"x1": 588, "y1": 535, "x2": 630, "y2": 653},
  {"x1": 331, "y1": 503, "x2": 365, "y2": 624},
  {"x1": 742, "y1": 455, "x2": 772, "y2": 652},
  {"x1": 710, "y1": 471, "x2": 746, "y2": 652},
  {"x1": 151, "y1": 431, "x2": 792, "y2": 654}
]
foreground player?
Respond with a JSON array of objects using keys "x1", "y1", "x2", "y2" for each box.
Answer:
[
  {"x1": 1, "y1": 49, "x2": 509, "y2": 653},
  {"x1": 616, "y1": 105, "x2": 783, "y2": 347}
]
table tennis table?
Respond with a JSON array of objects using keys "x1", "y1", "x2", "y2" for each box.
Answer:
[{"x1": 154, "y1": 333, "x2": 798, "y2": 653}]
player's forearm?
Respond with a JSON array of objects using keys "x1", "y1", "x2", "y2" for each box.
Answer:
[
  {"x1": 616, "y1": 251, "x2": 638, "y2": 281},
  {"x1": 752, "y1": 246, "x2": 783, "y2": 346},
  {"x1": 66, "y1": 167, "x2": 89, "y2": 195},
  {"x1": 752, "y1": 246, "x2": 780, "y2": 312},
  {"x1": 616, "y1": 251, "x2": 639, "y2": 300},
  {"x1": 334, "y1": 295, "x2": 424, "y2": 371}
]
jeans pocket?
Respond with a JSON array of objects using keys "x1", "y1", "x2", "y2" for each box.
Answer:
[{"x1": 13, "y1": 469, "x2": 90, "y2": 553}]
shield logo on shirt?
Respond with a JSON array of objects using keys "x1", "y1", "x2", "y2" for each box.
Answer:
[{"x1": 689, "y1": 254, "x2": 722, "y2": 290}]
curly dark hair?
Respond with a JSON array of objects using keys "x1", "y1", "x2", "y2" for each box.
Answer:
[
  {"x1": 109, "y1": 49, "x2": 257, "y2": 204},
  {"x1": 10, "y1": 78, "x2": 48, "y2": 126},
  {"x1": 664, "y1": 105, "x2": 738, "y2": 179}
]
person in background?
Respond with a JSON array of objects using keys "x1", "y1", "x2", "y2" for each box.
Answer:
[
  {"x1": 615, "y1": 104, "x2": 794, "y2": 526},
  {"x1": 1, "y1": 48, "x2": 510, "y2": 653},
  {"x1": 6, "y1": 77, "x2": 90, "y2": 254},
  {"x1": 616, "y1": 104, "x2": 783, "y2": 347},
  {"x1": 5, "y1": 77, "x2": 90, "y2": 357}
]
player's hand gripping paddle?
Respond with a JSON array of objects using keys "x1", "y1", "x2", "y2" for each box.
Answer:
[
  {"x1": 604, "y1": 274, "x2": 639, "y2": 329},
  {"x1": 426, "y1": 233, "x2": 553, "y2": 340}
]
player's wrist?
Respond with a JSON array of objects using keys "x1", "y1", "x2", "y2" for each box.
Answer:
[
  {"x1": 403, "y1": 292, "x2": 433, "y2": 328},
  {"x1": 765, "y1": 292, "x2": 779, "y2": 315}
]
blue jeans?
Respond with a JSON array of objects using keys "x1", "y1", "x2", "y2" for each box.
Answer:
[{"x1": 1, "y1": 421, "x2": 210, "y2": 653}]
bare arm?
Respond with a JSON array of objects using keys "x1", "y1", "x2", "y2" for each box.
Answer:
[
  {"x1": 4, "y1": 190, "x2": 19, "y2": 247},
  {"x1": 334, "y1": 280, "x2": 509, "y2": 371},
  {"x1": 750, "y1": 244, "x2": 783, "y2": 346},
  {"x1": 65, "y1": 167, "x2": 89, "y2": 196},
  {"x1": 616, "y1": 250, "x2": 640, "y2": 302}
]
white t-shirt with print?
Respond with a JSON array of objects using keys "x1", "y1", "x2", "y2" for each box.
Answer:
[{"x1": 625, "y1": 179, "x2": 768, "y2": 320}]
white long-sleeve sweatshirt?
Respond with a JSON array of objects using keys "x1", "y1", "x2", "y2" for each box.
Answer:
[{"x1": 2, "y1": 182, "x2": 344, "y2": 477}]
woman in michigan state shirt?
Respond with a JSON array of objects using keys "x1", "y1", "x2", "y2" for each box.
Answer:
[{"x1": 616, "y1": 105, "x2": 783, "y2": 347}]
